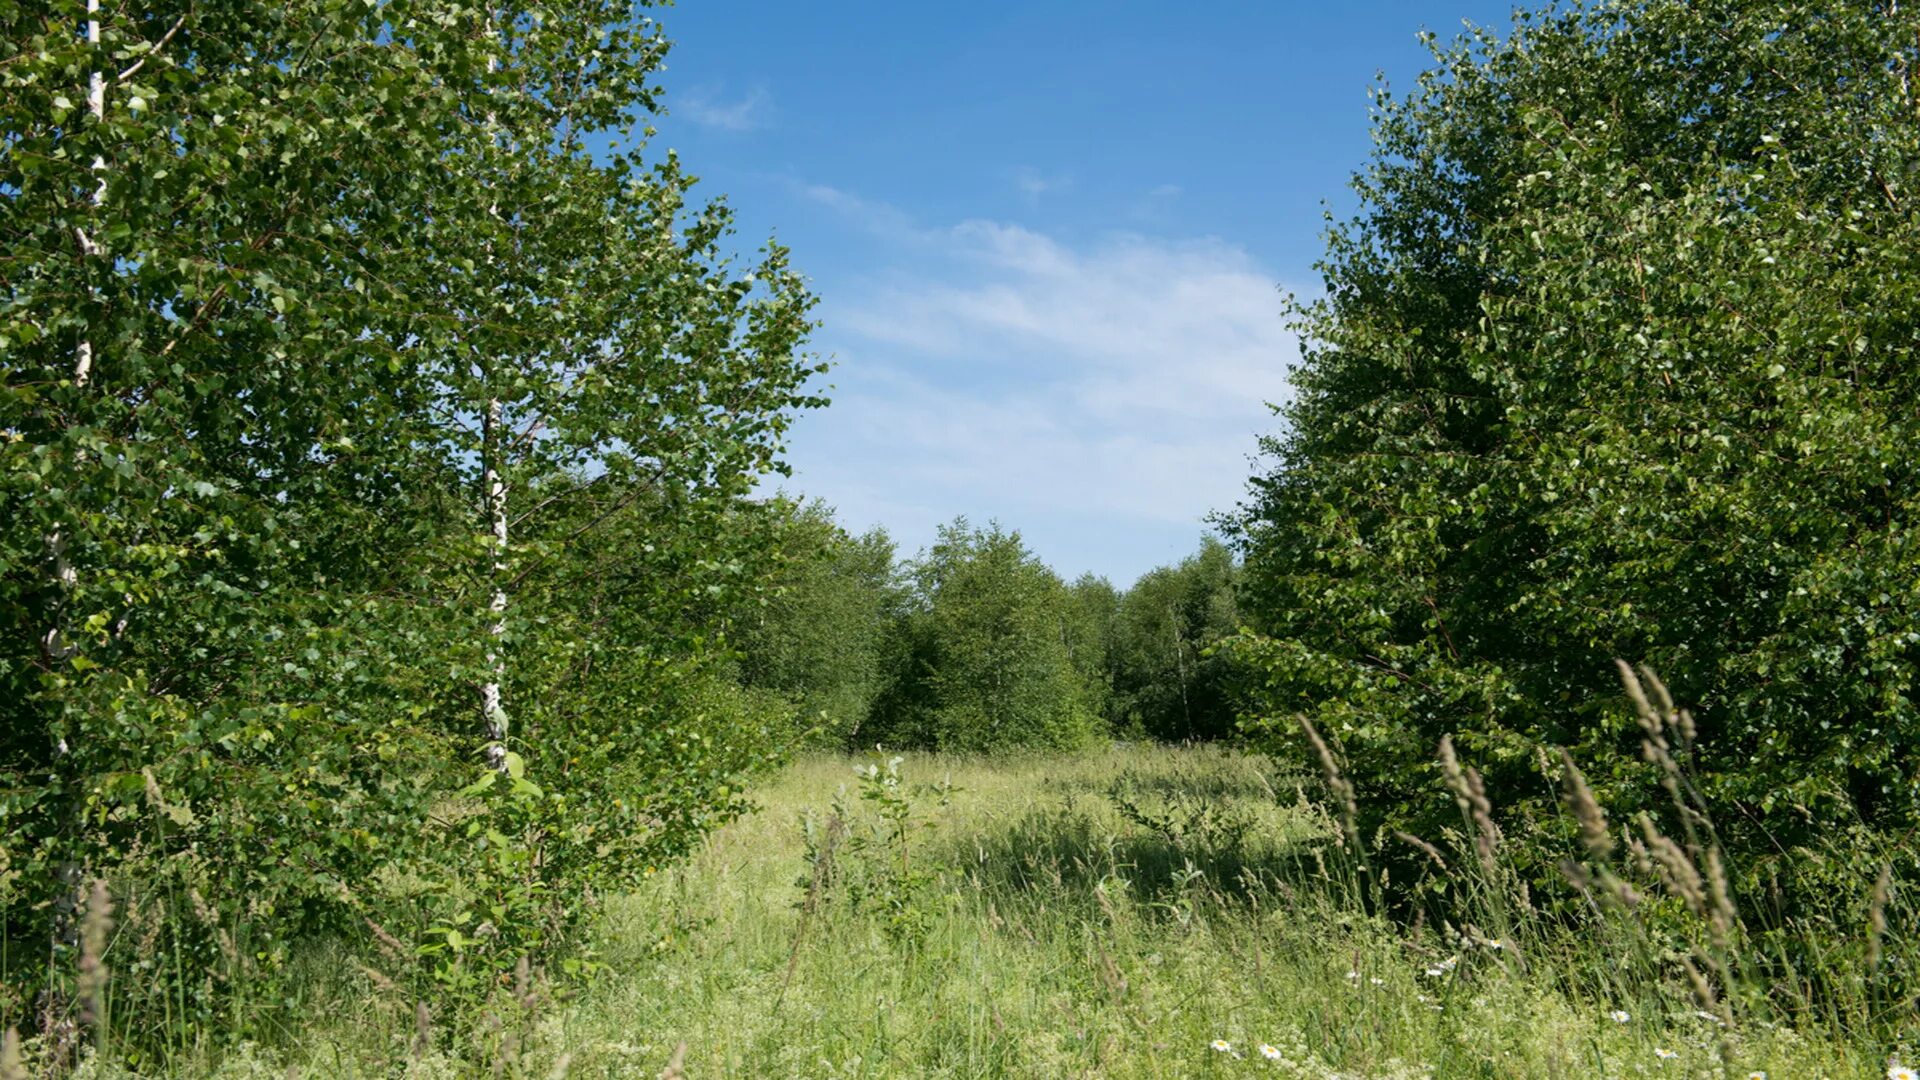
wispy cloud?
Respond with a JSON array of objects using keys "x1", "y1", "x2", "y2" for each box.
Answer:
[
  {"x1": 1010, "y1": 166, "x2": 1072, "y2": 202},
  {"x1": 784, "y1": 187, "x2": 1299, "y2": 581},
  {"x1": 677, "y1": 85, "x2": 770, "y2": 131}
]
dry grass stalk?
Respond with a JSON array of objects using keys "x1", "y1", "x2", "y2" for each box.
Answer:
[
  {"x1": 188, "y1": 885, "x2": 217, "y2": 925},
  {"x1": 1438, "y1": 735, "x2": 1501, "y2": 872},
  {"x1": 356, "y1": 963, "x2": 399, "y2": 994},
  {"x1": 412, "y1": 1001, "x2": 431, "y2": 1059},
  {"x1": 1681, "y1": 953, "x2": 1731, "y2": 1026},
  {"x1": 1618, "y1": 662, "x2": 1710, "y2": 848},
  {"x1": 1394, "y1": 830, "x2": 1449, "y2": 872},
  {"x1": 658, "y1": 1041, "x2": 688, "y2": 1079},
  {"x1": 141, "y1": 766, "x2": 166, "y2": 813},
  {"x1": 77, "y1": 878, "x2": 112, "y2": 1028},
  {"x1": 365, "y1": 916, "x2": 410, "y2": 968},
  {"x1": 0, "y1": 1027, "x2": 25, "y2": 1080},
  {"x1": 1638, "y1": 816, "x2": 1708, "y2": 918},
  {"x1": 1559, "y1": 750, "x2": 1614, "y2": 858},
  {"x1": 1703, "y1": 846, "x2": 1737, "y2": 948},
  {"x1": 516, "y1": 954, "x2": 539, "y2": 1012},
  {"x1": 1095, "y1": 941, "x2": 1128, "y2": 997},
  {"x1": 1299, "y1": 717, "x2": 1361, "y2": 853},
  {"x1": 1868, "y1": 863, "x2": 1893, "y2": 972}
]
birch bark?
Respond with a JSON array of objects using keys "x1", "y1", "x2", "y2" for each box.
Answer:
[
  {"x1": 482, "y1": 398, "x2": 509, "y2": 773},
  {"x1": 478, "y1": 34, "x2": 511, "y2": 773}
]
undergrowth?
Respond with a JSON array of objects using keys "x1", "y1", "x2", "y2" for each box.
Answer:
[{"x1": 24, "y1": 713, "x2": 1912, "y2": 1077}]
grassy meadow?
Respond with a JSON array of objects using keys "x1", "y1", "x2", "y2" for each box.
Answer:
[{"x1": 94, "y1": 744, "x2": 1896, "y2": 1079}]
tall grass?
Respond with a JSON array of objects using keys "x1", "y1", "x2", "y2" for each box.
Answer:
[{"x1": 12, "y1": 711, "x2": 1913, "y2": 1077}]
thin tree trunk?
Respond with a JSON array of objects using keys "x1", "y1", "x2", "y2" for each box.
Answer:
[
  {"x1": 44, "y1": 0, "x2": 108, "y2": 1041},
  {"x1": 1169, "y1": 608, "x2": 1191, "y2": 740},
  {"x1": 477, "y1": 34, "x2": 510, "y2": 774},
  {"x1": 481, "y1": 397, "x2": 510, "y2": 773},
  {"x1": 74, "y1": 0, "x2": 103, "y2": 385},
  {"x1": 45, "y1": 0, "x2": 104, "y2": 664}
]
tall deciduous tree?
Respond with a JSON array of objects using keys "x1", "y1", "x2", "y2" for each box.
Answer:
[
  {"x1": 732, "y1": 500, "x2": 898, "y2": 747},
  {"x1": 1108, "y1": 538, "x2": 1240, "y2": 741},
  {"x1": 1229, "y1": 0, "x2": 1920, "y2": 887},
  {"x1": 1, "y1": 0, "x2": 818, "y2": 1040},
  {"x1": 870, "y1": 520, "x2": 1103, "y2": 751}
]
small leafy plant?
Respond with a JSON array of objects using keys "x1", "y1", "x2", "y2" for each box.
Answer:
[{"x1": 809, "y1": 755, "x2": 959, "y2": 945}]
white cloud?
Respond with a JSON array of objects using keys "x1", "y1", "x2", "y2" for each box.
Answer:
[
  {"x1": 837, "y1": 221, "x2": 1295, "y2": 422},
  {"x1": 678, "y1": 85, "x2": 770, "y2": 131},
  {"x1": 783, "y1": 189, "x2": 1299, "y2": 582},
  {"x1": 1011, "y1": 166, "x2": 1072, "y2": 201}
]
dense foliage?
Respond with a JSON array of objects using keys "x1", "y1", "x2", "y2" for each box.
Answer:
[
  {"x1": 1107, "y1": 537, "x2": 1240, "y2": 741},
  {"x1": 868, "y1": 520, "x2": 1105, "y2": 751},
  {"x1": 1, "y1": 0, "x2": 819, "y2": 1048},
  {"x1": 732, "y1": 500, "x2": 898, "y2": 747},
  {"x1": 734, "y1": 510, "x2": 1242, "y2": 754},
  {"x1": 1229, "y1": 0, "x2": 1920, "y2": 900}
]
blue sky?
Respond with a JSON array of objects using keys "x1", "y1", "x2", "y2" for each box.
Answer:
[{"x1": 642, "y1": 1, "x2": 1516, "y2": 587}]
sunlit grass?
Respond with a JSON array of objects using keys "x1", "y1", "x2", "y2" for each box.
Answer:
[{"x1": 77, "y1": 745, "x2": 1892, "y2": 1077}]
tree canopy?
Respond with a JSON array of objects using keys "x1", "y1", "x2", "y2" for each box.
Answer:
[
  {"x1": 1228, "y1": 0, "x2": 1920, "y2": 887},
  {"x1": 2, "y1": 0, "x2": 819, "y2": 1039}
]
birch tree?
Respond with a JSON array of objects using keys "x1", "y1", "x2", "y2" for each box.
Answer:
[
  {"x1": 2, "y1": 0, "x2": 820, "y2": 1040},
  {"x1": 1230, "y1": 0, "x2": 1920, "y2": 892}
]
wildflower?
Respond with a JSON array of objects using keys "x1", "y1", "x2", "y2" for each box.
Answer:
[
  {"x1": 1609, "y1": 1010, "x2": 1631, "y2": 1024},
  {"x1": 1890, "y1": 1067, "x2": 1918, "y2": 1080},
  {"x1": 1211, "y1": 1039, "x2": 1233, "y2": 1054},
  {"x1": 1655, "y1": 1047, "x2": 1678, "y2": 1061},
  {"x1": 1481, "y1": 937, "x2": 1505, "y2": 950},
  {"x1": 1746, "y1": 1072, "x2": 1768, "y2": 1080},
  {"x1": 1370, "y1": 977, "x2": 1386, "y2": 986},
  {"x1": 1345, "y1": 970, "x2": 1360, "y2": 981},
  {"x1": 1259, "y1": 1044, "x2": 1283, "y2": 1061},
  {"x1": 1694, "y1": 1009, "x2": 1725, "y2": 1026}
]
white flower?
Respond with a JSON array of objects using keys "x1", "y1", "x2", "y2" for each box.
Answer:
[
  {"x1": 1609, "y1": 1010, "x2": 1631, "y2": 1023},
  {"x1": 1259, "y1": 1043, "x2": 1283, "y2": 1061},
  {"x1": 1890, "y1": 1066, "x2": 1918, "y2": 1080},
  {"x1": 1370, "y1": 977, "x2": 1386, "y2": 986},
  {"x1": 1746, "y1": 1072, "x2": 1768, "y2": 1079},
  {"x1": 1655, "y1": 1047, "x2": 1678, "y2": 1061},
  {"x1": 1211, "y1": 1039, "x2": 1233, "y2": 1054},
  {"x1": 1345, "y1": 969, "x2": 1360, "y2": 980}
]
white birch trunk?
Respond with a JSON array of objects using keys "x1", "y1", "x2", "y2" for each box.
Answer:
[
  {"x1": 481, "y1": 398, "x2": 510, "y2": 773},
  {"x1": 48, "y1": 0, "x2": 104, "y2": 662},
  {"x1": 75, "y1": 0, "x2": 104, "y2": 385},
  {"x1": 47, "y1": 0, "x2": 107, "y2": 995},
  {"x1": 48, "y1": 0, "x2": 104, "y2": 655},
  {"x1": 477, "y1": 36, "x2": 512, "y2": 774}
]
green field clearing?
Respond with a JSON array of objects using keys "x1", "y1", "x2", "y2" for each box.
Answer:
[{"x1": 167, "y1": 745, "x2": 1883, "y2": 1079}]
